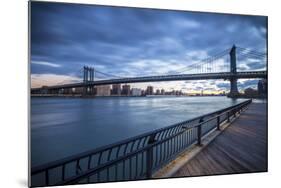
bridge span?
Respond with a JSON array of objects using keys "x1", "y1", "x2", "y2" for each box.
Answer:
[
  {"x1": 31, "y1": 45, "x2": 267, "y2": 97},
  {"x1": 31, "y1": 71, "x2": 266, "y2": 91}
]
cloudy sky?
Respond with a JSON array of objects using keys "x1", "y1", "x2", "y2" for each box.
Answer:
[{"x1": 30, "y1": 2, "x2": 267, "y2": 93}]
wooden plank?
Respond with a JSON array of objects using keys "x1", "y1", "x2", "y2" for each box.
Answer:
[{"x1": 172, "y1": 103, "x2": 267, "y2": 177}]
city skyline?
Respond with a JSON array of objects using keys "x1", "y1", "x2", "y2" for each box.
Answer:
[{"x1": 31, "y1": 2, "x2": 267, "y2": 93}]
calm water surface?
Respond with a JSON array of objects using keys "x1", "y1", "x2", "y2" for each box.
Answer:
[{"x1": 31, "y1": 96, "x2": 245, "y2": 167}]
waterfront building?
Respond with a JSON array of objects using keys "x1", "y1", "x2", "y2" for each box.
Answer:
[
  {"x1": 178, "y1": 90, "x2": 183, "y2": 95},
  {"x1": 156, "y1": 89, "x2": 160, "y2": 95},
  {"x1": 131, "y1": 88, "x2": 142, "y2": 96},
  {"x1": 146, "y1": 86, "x2": 154, "y2": 95},
  {"x1": 71, "y1": 88, "x2": 75, "y2": 94},
  {"x1": 74, "y1": 87, "x2": 84, "y2": 94},
  {"x1": 95, "y1": 85, "x2": 111, "y2": 96},
  {"x1": 111, "y1": 84, "x2": 121, "y2": 96},
  {"x1": 258, "y1": 79, "x2": 267, "y2": 96},
  {"x1": 122, "y1": 84, "x2": 131, "y2": 96},
  {"x1": 244, "y1": 87, "x2": 258, "y2": 97},
  {"x1": 62, "y1": 88, "x2": 72, "y2": 95},
  {"x1": 161, "y1": 89, "x2": 165, "y2": 95}
]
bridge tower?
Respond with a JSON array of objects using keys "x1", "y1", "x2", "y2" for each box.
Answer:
[
  {"x1": 229, "y1": 45, "x2": 239, "y2": 97},
  {"x1": 83, "y1": 66, "x2": 95, "y2": 96}
]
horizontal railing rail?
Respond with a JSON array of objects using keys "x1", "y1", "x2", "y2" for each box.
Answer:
[{"x1": 31, "y1": 99, "x2": 252, "y2": 186}]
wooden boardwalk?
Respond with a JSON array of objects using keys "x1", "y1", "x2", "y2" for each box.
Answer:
[{"x1": 172, "y1": 102, "x2": 268, "y2": 177}]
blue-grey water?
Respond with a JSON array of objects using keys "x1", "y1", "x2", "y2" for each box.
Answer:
[{"x1": 31, "y1": 96, "x2": 245, "y2": 167}]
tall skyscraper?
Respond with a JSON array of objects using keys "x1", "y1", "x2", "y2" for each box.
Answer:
[
  {"x1": 146, "y1": 86, "x2": 154, "y2": 95},
  {"x1": 122, "y1": 84, "x2": 131, "y2": 96},
  {"x1": 111, "y1": 84, "x2": 121, "y2": 96}
]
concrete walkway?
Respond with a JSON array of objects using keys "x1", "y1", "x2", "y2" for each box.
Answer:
[{"x1": 172, "y1": 102, "x2": 267, "y2": 177}]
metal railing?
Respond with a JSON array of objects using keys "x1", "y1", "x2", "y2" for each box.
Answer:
[{"x1": 31, "y1": 99, "x2": 252, "y2": 187}]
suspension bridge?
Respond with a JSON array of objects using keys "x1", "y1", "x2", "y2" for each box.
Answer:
[{"x1": 31, "y1": 45, "x2": 267, "y2": 97}]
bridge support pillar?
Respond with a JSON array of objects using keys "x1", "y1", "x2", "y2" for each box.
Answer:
[
  {"x1": 228, "y1": 45, "x2": 239, "y2": 98},
  {"x1": 89, "y1": 67, "x2": 95, "y2": 96},
  {"x1": 83, "y1": 66, "x2": 95, "y2": 97},
  {"x1": 229, "y1": 78, "x2": 239, "y2": 97}
]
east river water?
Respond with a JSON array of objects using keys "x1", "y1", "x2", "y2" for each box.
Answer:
[{"x1": 31, "y1": 96, "x2": 246, "y2": 167}]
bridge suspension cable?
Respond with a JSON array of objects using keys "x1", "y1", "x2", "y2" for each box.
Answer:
[
  {"x1": 55, "y1": 45, "x2": 266, "y2": 84},
  {"x1": 94, "y1": 69, "x2": 125, "y2": 79},
  {"x1": 236, "y1": 46, "x2": 267, "y2": 58},
  {"x1": 86, "y1": 47, "x2": 233, "y2": 79},
  {"x1": 236, "y1": 47, "x2": 267, "y2": 61},
  {"x1": 172, "y1": 47, "x2": 231, "y2": 74},
  {"x1": 235, "y1": 46, "x2": 267, "y2": 72},
  {"x1": 236, "y1": 46, "x2": 266, "y2": 55}
]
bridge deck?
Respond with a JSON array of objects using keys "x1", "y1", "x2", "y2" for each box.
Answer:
[
  {"x1": 31, "y1": 71, "x2": 267, "y2": 91},
  {"x1": 172, "y1": 102, "x2": 267, "y2": 177}
]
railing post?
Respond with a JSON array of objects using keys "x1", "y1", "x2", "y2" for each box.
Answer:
[
  {"x1": 233, "y1": 109, "x2": 237, "y2": 117},
  {"x1": 227, "y1": 111, "x2": 230, "y2": 122},
  {"x1": 217, "y1": 115, "x2": 220, "y2": 130},
  {"x1": 45, "y1": 170, "x2": 49, "y2": 186},
  {"x1": 197, "y1": 118, "x2": 203, "y2": 146},
  {"x1": 146, "y1": 133, "x2": 156, "y2": 178}
]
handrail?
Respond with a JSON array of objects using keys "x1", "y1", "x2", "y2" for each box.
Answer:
[{"x1": 31, "y1": 99, "x2": 252, "y2": 186}]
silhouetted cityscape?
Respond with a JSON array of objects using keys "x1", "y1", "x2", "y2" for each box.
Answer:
[{"x1": 32, "y1": 78, "x2": 267, "y2": 98}]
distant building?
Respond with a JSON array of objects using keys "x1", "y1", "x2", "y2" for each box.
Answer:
[
  {"x1": 96, "y1": 85, "x2": 111, "y2": 96},
  {"x1": 165, "y1": 91, "x2": 174, "y2": 95},
  {"x1": 61, "y1": 88, "x2": 72, "y2": 95},
  {"x1": 71, "y1": 88, "x2": 76, "y2": 94},
  {"x1": 258, "y1": 79, "x2": 267, "y2": 96},
  {"x1": 131, "y1": 88, "x2": 142, "y2": 96},
  {"x1": 156, "y1": 89, "x2": 160, "y2": 95},
  {"x1": 244, "y1": 87, "x2": 258, "y2": 96},
  {"x1": 146, "y1": 86, "x2": 154, "y2": 95},
  {"x1": 175, "y1": 90, "x2": 179, "y2": 95},
  {"x1": 122, "y1": 84, "x2": 131, "y2": 96},
  {"x1": 161, "y1": 89, "x2": 165, "y2": 95},
  {"x1": 175, "y1": 90, "x2": 183, "y2": 95},
  {"x1": 73, "y1": 87, "x2": 84, "y2": 94},
  {"x1": 111, "y1": 84, "x2": 121, "y2": 95}
]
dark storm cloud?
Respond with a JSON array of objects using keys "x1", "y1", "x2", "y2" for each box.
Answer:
[{"x1": 31, "y1": 2, "x2": 267, "y2": 89}]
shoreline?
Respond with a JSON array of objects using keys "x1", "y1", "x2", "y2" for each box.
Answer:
[
  {"x1": 30, "y1": 94, "x2": 266, "y2": 99},
  {"x1": 30, "y1": 94, "x2": 227, "y2": 98}
]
